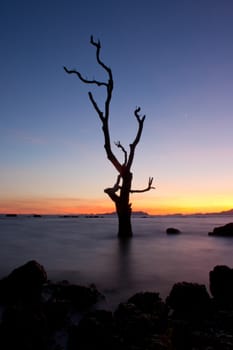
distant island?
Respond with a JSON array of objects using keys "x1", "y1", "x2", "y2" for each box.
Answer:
[
  {"x1": 99, "y1": 209, "x2": 233, "y2": 217},
  {"x1": 1, "y1": 209, "x2": 233, "y2": 218},
  {"x1": 101, "y1": 211, "x2": 149, "y2": 217},
  {"x1": 189, "y1": 208, "x2": 233, "y2": 216}
]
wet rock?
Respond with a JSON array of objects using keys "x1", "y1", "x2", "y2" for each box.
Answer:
[
  {"x1": 166, "y1": 282, "x2": 211, "y2": 319},
  {"x1": 166, "y1": 227, "x2": 181, "y2": 234},
  {"x1": 44, "y1": 300, "x2": 70, "y2": 331},
  {"x1": 128, "y1": 291, "x2": 164, "y2": 313},
  {"x1": 47, "y1": 281, "x2": 102, "y2": 311},
  {"x1": 208, "y1": 222, "x2": 233, "y2": 236},
  {"x1": 114, "y1": 302, "x2": 155, "y2": 345},
  {"x1": 170, "y1": 320, "x2": 193, "y2": 350},
  {"x1": 209, "y1": 265, "x2": 233, "y2": 308},
  {"x1": 0, "y1": 260, "x2": 47, "y2": 303},
  {"x1": 0, "y1": 304, "x2": 48, "y2": 350},
  {"x1": 127, "y1": 291, "x2": 168, "y2": 331},
  {"x1": 69, "y1": 310, "x2": 116, "y2": 350}
]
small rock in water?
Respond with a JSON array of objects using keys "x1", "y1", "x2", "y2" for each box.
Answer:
[{"x1": 166, "y1": 227, "x2": 181, "y2": 234}]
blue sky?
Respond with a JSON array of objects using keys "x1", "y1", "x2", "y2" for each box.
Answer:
[{"x1": 1, "y1": 0, "x2": 233, "y2": 214}]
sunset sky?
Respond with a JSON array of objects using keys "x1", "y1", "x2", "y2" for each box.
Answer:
[{"x1": 1, "y1": 0, "x2": 233, "y2": 215}]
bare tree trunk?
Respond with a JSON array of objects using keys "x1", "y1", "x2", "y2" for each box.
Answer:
[
  {"x1": 117, "y1": 209, "x2": 132, "y2": 237},
  {"x1": 116, "y1": 172, "x2": 133, "y2": 237}
]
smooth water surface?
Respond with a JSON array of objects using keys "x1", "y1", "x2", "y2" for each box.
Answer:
[{"x1": 0, "y1": 215, "x2": 233, "y2": 309}]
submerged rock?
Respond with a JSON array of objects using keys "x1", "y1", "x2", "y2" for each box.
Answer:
[
  {"x1": 209, "y1": 222, "x2": 233, "y2": 236},
  {"x1": 166, "y1": 227, "x2": 181, "y2": 234}
]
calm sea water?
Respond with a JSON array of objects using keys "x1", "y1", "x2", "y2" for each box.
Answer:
[{"x1": 0, "y1": 215, "x2": 233, "y2": 309}]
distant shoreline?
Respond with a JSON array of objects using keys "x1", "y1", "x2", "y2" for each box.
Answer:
[{"x1": 1, "y1": 209, "x2": 233, "y2": 218}]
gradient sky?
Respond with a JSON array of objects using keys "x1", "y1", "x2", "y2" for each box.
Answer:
[{"x1": 1, "y1": 0, "x2": 233, "y2": 215}]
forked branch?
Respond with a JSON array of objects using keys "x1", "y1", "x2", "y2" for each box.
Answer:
[
  {"x1": 127, "y1": 107, "x2": 146, "y2": 170},
  {"x1": 130, "y1": 177, "x2": 155, "y2": 193},
  {"x1": 64, "y1": 36, "x2": 121, "y2": 173},
  {"x1": 115, "y1": 141, "x2": 128, "y2": 166}
]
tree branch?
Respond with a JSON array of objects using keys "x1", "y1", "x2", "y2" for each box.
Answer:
[
  {"x1": 64, "y1": 36, "x2": 122, "y2": 174},
  {"x1": 104, "y1": 174, "x2": 121, "y2": 202},
  {"x1": 90, "y1": 36, "x2": 113, "y2": 79},
  {"x1": 88, "y1": 92, "x2": 104, "y2": 121},
  {"x1": 63, "y1": 66, "x2": 108, "y2": 87},
  {"x1": 130, "y1": 177, "x2": 155, "y2": 193},
  {"x1": 127, "y1": 107, "x2": 146, "y2": 170},
  {"x1": 115, "y1": 141, "x2": 128, "y2": 166}
]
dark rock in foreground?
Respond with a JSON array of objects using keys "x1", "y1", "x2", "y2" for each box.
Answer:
[
  {"x1": 210, "y1": 265, "x2": 233, "y2": 307},
  {"x1": 0, "y1": 260, "x2": 47, "y2": 303},
  {"x1": 166, "y1": 227, "x2": 181, "y2": 234},
  {"x1": 166, "y1": 281, "x2": 211, "y2": 319},
  {"x1": 69, "y1": 309, "x2": 116, "y2": 350},
  {"x1": 1, "y1": 261, "x2": 233, "y2": 349},
  {"x1": 209, "y1": 222, "x2": 233, "y2": 236},
  {"x1": 46, "y1": 280, "x2": 102, "y2": 310}
]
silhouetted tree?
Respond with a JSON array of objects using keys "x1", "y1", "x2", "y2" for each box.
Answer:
[{"x1": 64, "y1": 36, "x2": 154, "y2": 237}]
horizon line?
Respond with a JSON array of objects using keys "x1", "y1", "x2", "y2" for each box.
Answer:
[{"x1": 1, "y1": 208, "x2": 233, "y2": 217}]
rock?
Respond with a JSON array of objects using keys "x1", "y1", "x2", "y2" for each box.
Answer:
[
  {"x1": 127, "y1": 292, "x2": 168, "y2": 334},
  {"x1": 44, "y1": 300, "x2": 70, "y2": 331},
  {"x1": 0, "y1": 304, "x2": 48, "y2": 350},
  {"x1": 166, "y1": 282, "x2": 211, "y2": 319},
  {"x1": 128, "y1": 291, "x2": 165, "y2": 314},
  {"x1": 209, "y1": 265, "x2": 233, "y2": 307},
  {"x1": 69, "y1": 310, "x2": 115, "y2": 350},
  {"x1": 48, "y1": 281, "x2": 102, "y2": 310},
  {"x1": 0, "y1": 260, "x2": 47, "y2": 303},
  {"x1": 114, "y1": 302, "x2": 155, "y2": 344},
  {"x1": 166, "y1": 227, "x2": 181, "y2": 234},
  {"x1": 208, "y1": 222, "x2": 233, "y2": 236}
]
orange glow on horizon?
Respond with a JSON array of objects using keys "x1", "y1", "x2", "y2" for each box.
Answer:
[{"x1": 0, "y1": 195, "x2": 232, "y2": 215}]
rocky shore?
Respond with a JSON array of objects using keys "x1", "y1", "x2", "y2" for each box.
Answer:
[{"x1": 0, "y1": 260, "x2": 233, "y2": 349}]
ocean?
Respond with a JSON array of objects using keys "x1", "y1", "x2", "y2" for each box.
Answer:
[{"x1": 0, "y1": 215, "x2": 233, "y2": 309}]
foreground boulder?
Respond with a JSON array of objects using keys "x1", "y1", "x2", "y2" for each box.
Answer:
[
  {"x1": 1, "y1": 261, "x2": 233, "y2": 349},
  {"x1": 0, "y1": 260, "x2": 47, "y2": 303},
  {"x1": 0, "y1": 304, "x2": 49, "y2": 350},
  {"x1": 69, "y1": 310, "x2": 116, "y2": 350},
  {"x1": 166, "y1": 282, "x2": 211, "y2": 319},
  {"x1": 0, "y1": 261, "x2": 103, "y2": 350},
  {"x1": 128, "y1": 291, "x2": 167, "y2": 315},
  {"x1": 209, "y1": 265, "x2": 233, "y2": 307},
  {"x1": 46, "y1": 280, "x2": 102, "y2": 311},
  {"x1": 209, "y1": 222, "x2": 233, "y2": 236}
]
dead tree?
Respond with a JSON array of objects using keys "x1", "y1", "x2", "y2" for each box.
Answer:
[{"x1": 64, "y1": 36, "x2": 154, "y2": 237}]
